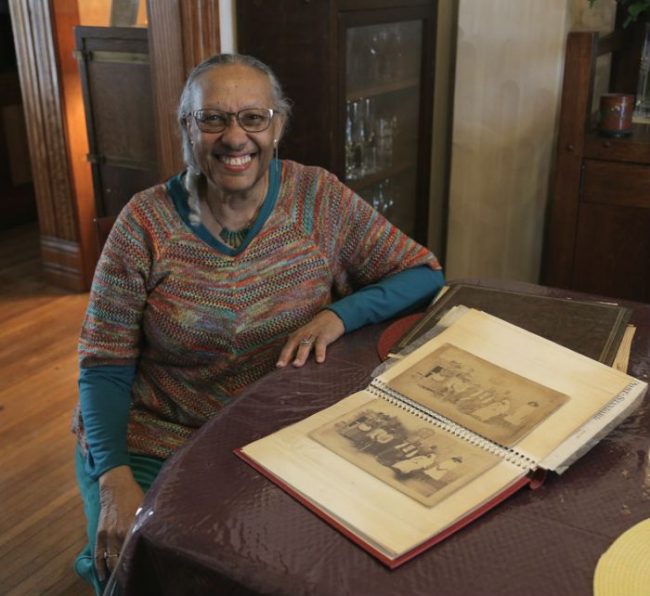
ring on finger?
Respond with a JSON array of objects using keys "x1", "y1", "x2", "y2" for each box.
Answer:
[
  {"x1": 299, "y1": 335, "x2": 315, "y2": 346},
  {"x1": 103, "y1": 551, "x2": 120, "y2": 560}
]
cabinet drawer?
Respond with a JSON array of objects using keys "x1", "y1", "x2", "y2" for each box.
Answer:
[
  {"x1": 581, "y1": 160, "x2": 650, "y2": 208},
  {"x1": 573, "y1": 202, "x2": 650, "y2": 303}
]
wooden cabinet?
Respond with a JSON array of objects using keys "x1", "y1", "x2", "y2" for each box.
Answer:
[
  {"x1": 236, "y1": 0, "x2": 436, "y2": 244},
  {"x1": 543, "y1": 29, "x2": 650, "y2": 303},
  {"x1": 75, "y1": 26, "x2": 159, "y2": 219}
]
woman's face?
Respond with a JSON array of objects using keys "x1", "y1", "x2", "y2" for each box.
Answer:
[{"x1": 186, "y1": 64, "x2": 284, "y2": 200}]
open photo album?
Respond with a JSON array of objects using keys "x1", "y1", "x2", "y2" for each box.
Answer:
[{"x1": 236, "y1": 307, "x2": 647, "y2": 568}]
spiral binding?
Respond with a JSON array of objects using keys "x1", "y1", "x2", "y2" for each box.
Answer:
[{"x1": 369, "y1": 379, "x2": 537, "y2": 472}]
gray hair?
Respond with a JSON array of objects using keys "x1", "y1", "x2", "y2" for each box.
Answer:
[{"x1": 177, "y1": 54, "x2": 292, "y2": 226}]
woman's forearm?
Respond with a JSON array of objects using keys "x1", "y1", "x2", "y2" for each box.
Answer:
[
  {"x1": 78, "y1": 364, "x2": 136, "y2": 480},
  {"x1": 327, "y1": 266, "x2": 444, "y2": 332}
]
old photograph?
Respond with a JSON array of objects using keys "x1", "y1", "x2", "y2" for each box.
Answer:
[
  {"x1": 387, "y1": 343, "x2": 569, "y2": 446},
  {"x1": 309, "y1": 399, "x2": 500, "y2": 507}
]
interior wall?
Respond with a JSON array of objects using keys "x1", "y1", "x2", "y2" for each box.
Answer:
[
  {"x1": 444, "y1": 0, "x2": 616, "y2": 282},
  {"x1": 219, "y1": 0, "x2": 235, "y2": 52}
]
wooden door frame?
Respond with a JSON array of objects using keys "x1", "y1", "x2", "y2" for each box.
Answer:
[
  {"x1": 10, "y1": 0, "x2": 94, "y2": 291},
  {"x1": 8, "y1": 0, "x2": 221, "y2": 290},
  {"x1": 147, "y1": 0, "x2": 221, "y2": 179}
]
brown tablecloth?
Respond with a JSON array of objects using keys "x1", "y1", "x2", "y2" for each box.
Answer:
[{"x1": 116, "y1": 280, "x2": 650, "y2": 596}]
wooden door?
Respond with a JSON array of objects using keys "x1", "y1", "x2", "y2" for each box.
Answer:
[
  {"x1": 8, "y1": 0, "x2": 222, "y2": 289},
  {"x1": 75, "y1": 26, "x2": 159, "y2": 218}
]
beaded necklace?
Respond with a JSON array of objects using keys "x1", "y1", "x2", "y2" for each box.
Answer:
[{"x1": 205, "y1": 195, "x2": 265, "y2": 249}]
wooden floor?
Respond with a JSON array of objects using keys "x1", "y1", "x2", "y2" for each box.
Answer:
[{"x1": 0, "y1": 224, "x2": 91, "y2": 595}]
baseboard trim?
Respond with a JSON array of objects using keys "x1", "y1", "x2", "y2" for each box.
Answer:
[{"x1": 40, "y1": 235, "x2": 87, "y2": 292}]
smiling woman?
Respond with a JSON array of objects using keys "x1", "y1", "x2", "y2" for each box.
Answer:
[
  {"x1": 181, "y1": 60, "x2": 284, "y2": 225},
  {"x1": 71, "y1": 52, "x2": 445, "y2": 594}
]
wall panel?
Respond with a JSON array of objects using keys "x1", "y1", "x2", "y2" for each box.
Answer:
[
  {"x1": 445, "y1": 0, "x2": 615, "y2": 282},
  {"x1": 147, "y1": 0, "x2": 221, "y2": 179}
]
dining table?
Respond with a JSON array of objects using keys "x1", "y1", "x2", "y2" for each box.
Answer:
[{"x1": 113, "y1": 279, "x2": 650, "y2": 596}]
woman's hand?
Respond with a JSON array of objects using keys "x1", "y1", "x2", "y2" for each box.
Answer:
[
  {"x1": 95, "y1": 465, "x2": 144, "y2": 581},
  {"x1": 276, "y1": 309, "x2": 345, "y2": 368}
]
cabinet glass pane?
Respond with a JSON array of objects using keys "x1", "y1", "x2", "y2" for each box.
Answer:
[{"x1": 345, "y1": 20, "x2": 422, "y2": 237}]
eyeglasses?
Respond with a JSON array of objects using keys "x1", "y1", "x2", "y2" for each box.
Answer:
[{"x1": 190, "y1": 108, "x2": 275, "y2": 133}]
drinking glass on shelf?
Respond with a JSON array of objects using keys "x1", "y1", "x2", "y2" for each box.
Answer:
[
  {"x1": 367, "y1": 29, "x2": 381, "y2": 84},
  {"x1": 345, "y1": 100, "x2": 366, "y2": 180},
  {"x1": 369, "y1": 179, "x2": 395, "y2": 216},
  {"x1": 382, "y1": 178, "x2": 395, "y2": 215},
  {"x1": 345, "y1": 102, "x2": 357, "y2": 180},
  {"x1": 362, "y1": 98, "x2": 377, "y2": 175},
  {"x1": 392, "y1": 23, "x2": 405, "y2": 81},
  {"x1": 346, "y1": 28, "x2": 366, "y2": 91},
  {"x1": 376, "y1": 116, "x2": 395, "y2": 169}
]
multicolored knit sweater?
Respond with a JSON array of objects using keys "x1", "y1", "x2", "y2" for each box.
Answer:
[{"x1": 75, "y1": 160, "x2": 441, "y2": 469}]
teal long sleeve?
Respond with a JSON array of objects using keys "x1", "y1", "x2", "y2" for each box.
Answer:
[
  {"x1": 327, "y1": 266, "x2": 444, "y2": 332},
  {"x1": 78, "y1": 364, "x2": 135, "y2": 480}
]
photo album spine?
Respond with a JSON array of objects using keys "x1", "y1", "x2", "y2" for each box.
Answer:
[{"x1": 538, "y1": 378, "x2": 647, "y2": 473}]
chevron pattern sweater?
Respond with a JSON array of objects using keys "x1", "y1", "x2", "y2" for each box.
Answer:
[{"x1": 75, "y1": 160, "x2": 441, "y2": 461}]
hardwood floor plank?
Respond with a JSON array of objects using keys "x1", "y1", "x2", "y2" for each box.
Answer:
[
  {"x1": 4, "y1": 539, "x2": 90, "y2": 596},
  {"x1": 0, "y1": 370, "x2": 78, "y2": 433},
  {"x1": 0, "y1": 225, "x2": 92, "y2": 595},
  {"x1": 0, "y1": 498, "x2": 86, "y2": 581},
  {"x1": 0, "y1": 430, "x2": 77, "y2": 504},
  {"x1": 0, "y1": 485, "x2": 82, "y2": 551},
  {"x1": 0, "y1": 297, "x2": 86, "y2": 377}
]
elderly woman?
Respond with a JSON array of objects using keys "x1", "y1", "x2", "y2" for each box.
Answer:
[{"x1": 73, "y1": 53, "x2": 443, "y2": 593}]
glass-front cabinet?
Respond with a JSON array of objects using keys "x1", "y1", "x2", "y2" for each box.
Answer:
[
  {"x1": 237, "y1": 0, "x2": 436, "y2": 244},
  {"x1": 343, "y1": 19, "x2": 425, "y2": 237}
]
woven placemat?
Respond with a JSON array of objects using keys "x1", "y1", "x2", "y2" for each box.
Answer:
[{"x1": 594, "y1": 519, "x2": 650, "y2": 596}]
